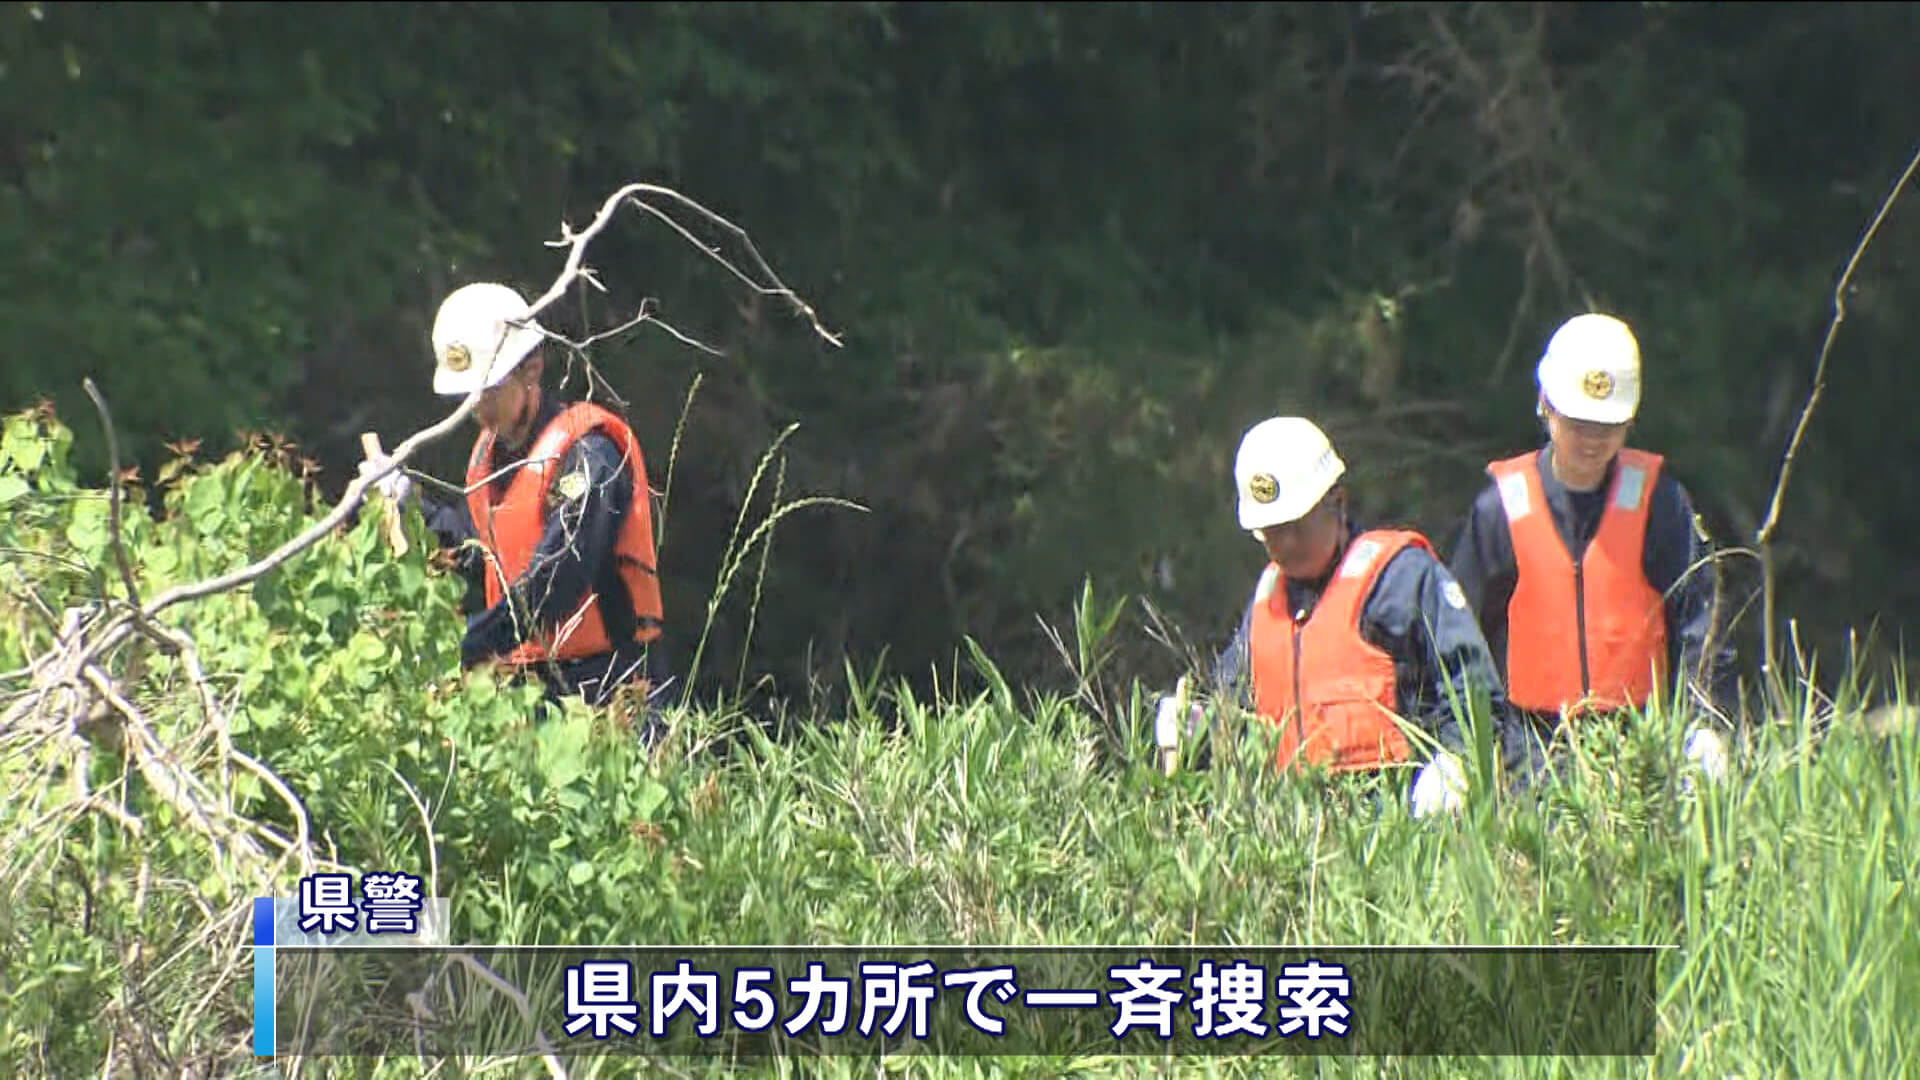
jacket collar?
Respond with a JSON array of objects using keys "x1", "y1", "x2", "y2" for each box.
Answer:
[{"x1": 1275, "y1": 518, "x2": 1366, "y2": 615}]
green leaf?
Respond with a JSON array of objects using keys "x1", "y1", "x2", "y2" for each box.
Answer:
[
  {"x1": 0, "y1": 475, "x2": 27, "y2": 505},
  {"x1": 567, "y1": 861, "x2": 594, "y2": 886},
  {"x1": 182, "y1": 476, "x2": 223, "y2": 525},
  {"x1": 467, "y1": 674, "x2": 497, "y2": 707},
  {"x1": 145, "y1": 543, "x2": 177, "y2": 575},
  {"x1": 233, "y1": 772, "x2": 263, "y2": 805},
  {"x1": 2, "y1": 427, "x2": 47, "y2": 474},
  {"x1": 307, "y1": 593, "x2": 342, "y2": 623},
  {"x1": 346, "y1": 630, "x2": 387, "y2": 667},
  {"x1": 64, "y1": 497, "x2": 108, "y2": 554},
  {"x1": 535, "y1": 714, "x2": 591, "y2": 790},
  {"x1": 395, "y1": 559, "x2": 425, "y2": 599},
  {"x1": 633, "y1": 779, "x2": 670, "y2": 823}
]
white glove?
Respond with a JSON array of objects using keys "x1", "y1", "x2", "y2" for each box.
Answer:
[
  {"x1": 1682, "y1": 726, "x2": 1729, "y2": 785},
  {"x1": 357, "y1": 453, "x2": 413, "y2": 504},
  {"x1": 1153, "y1": 693, "x2": 1183, "y2": 751},
  {"x1": 1410, "y1": 752, "x2": 1469, "y2": 819}
]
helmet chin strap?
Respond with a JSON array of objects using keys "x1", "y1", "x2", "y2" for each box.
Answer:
[
  {"x1": 516, "y1": 387, "x2": 537, "y2": 437},
  {"x1": 1325, "y1": 501, "x2": 1351, "y2": 574},
  {"x1": 504, "y1": 382, "x2": 541, "y2": 448}
]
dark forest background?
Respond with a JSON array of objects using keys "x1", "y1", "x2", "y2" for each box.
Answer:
[{"x1": 5, "y1": 1, "x2": 1917, "y2": 706}]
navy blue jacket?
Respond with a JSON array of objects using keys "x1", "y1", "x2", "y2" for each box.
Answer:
[
  {"x1": 1445, "y1": 445, "x2": 1736, "y2": 725},
  {"x1": 1206, "y1": 522, "x2": 1515, "y2": 760}
]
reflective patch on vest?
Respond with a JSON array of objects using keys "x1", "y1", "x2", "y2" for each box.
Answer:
[
  {"x1": 1498, "y1": 471, "x2": 1532, "y2": 520},
  {"x1": 1443, "y1": 580, "x2": 1468, "y2": 610},
  {"x1": 1254, "y1": 564, "x2": 1280, "y2": 605},
  {"x1": 1613, "y1": 465, "x2": 1647, "y2": 512},
  {"x1": 1340, "y1": 538, "x2": 1383, "y2": 579},
  {"x1": 552, "y1": 466, "x2": 590, "y2": 505}
]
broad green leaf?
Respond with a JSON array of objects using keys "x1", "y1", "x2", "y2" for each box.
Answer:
[
  {"x1": 144, "y1": 543, "x2": 177, "y2": 576},
  {"x1": 3, "y1": 428, "x2": 47, "y2": 474},
  {"x1": 182, "y1": 477, "x2": 223, "y2": 524},
  {"x1": 535, "y1": 714, "x2": 591, "y2": 790},
  {"x1": 632, "y1": 779, "x2": 670, "y2": 823}
]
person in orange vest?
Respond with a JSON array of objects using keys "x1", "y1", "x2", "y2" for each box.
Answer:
[
  {"x1": 1446, "y1": 313, "x2": 1734, "y2": 782},
  {"x1": 1178, "y1": 416, "x2": 1525, "y2": 816},
  {"x1": 357, "y1": 282, "x2": 669, "y2": 715}
]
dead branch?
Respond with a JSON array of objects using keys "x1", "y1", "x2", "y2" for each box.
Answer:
[
  {"x1": 567, "y1": 185, "x2": 844, "y2": 348},
  {"x1": 81, "y1": 377, "x2": 142, "y2": 612},
  {"x1": 549, "y1": 296, "x2": 724, "y2": 358},
  {"x1": 132, "y1": 181, "x2": 839, "y2": 630},
  {"x1": 1754, "y1": 143, "x2": 1920, "y2": 684}
]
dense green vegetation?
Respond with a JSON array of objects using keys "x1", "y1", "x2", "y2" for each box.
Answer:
[{"x1": 1, "y1": 406, "x2": 1915, "y2": 1076}]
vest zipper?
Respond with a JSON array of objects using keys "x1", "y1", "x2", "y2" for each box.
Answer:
[
  {"x1": 1292, "y1": 612, "x2": 1307, "y2": 758},
  {"x1": 1573, "y1": 557, "x2": 1591, "y2": 697}
]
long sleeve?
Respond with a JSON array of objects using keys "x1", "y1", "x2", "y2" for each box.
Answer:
[
  {"x1": 1360, "y1": 546, "x2": 1511, "y2": 756},
  {"x1": 1645, "y1": 477, "x2": 1738, "y2": 719},
  {"x1": 459, "y1": 432, "x2": 633, "y2": 667},
  {"x1": 1206, "y1": 598, "x2": 1257, "y2": 712},
  {"x1": 1444, "y1": 481, "x2": 1517, "y2": 674}
]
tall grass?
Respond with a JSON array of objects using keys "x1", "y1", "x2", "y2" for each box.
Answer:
[{"x1": 279, "y1": 644, "x2": 1914, "y2": 1080}]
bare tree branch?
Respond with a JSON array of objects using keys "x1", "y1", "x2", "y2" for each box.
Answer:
[
  {"x1": 549, "y1": 297, "x2": 726, "y2": 358},
  {"x1": 133, "y1": 181, "x2": 837, "y2": 630},
  {"x1": 1754, "y1": 143, "x2": 1920, "y2": 681}
]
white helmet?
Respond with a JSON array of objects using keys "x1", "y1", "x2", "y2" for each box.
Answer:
[
  {"x1": 1233, "y1": 417, "x2": 1347, "y2": 531},
  {"x1": 1537, "y1": 313, "x2": 1640, "y2": 424},
  {"x1": 430, "y1": 283, "x2": 549, "y2": 397}
]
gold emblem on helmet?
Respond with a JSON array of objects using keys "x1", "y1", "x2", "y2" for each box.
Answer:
[
  {"x1": 1248, "y1": 472, "x2": 1278, "y2": 504},
  {"x1": 444, "y1": 342, "x2": 472, "y2": 372},
  {"x1": 1582, "y1": 369, "x2": 1615, "y2": 399}
]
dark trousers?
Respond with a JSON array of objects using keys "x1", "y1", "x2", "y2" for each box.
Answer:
[{"x1": 515, "y1": 643, "x2": 673, "y2": 743}]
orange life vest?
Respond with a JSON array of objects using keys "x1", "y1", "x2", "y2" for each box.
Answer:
[
  {"x1": 464, "y1": 402, "x2": 664, "y2": 666},
  {"x1": 1486, "y1": 447, "x2": 1667, "y2": 716},
  {"x1": 1246, "y1": 529, "x2": 1425, "y2": 773}
]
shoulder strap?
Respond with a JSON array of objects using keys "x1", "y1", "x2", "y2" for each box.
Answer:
[{"x1": 1321, "y1": 529, "x2": 1428, "y2": 628}]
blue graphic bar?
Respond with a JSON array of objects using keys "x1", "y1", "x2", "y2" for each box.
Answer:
[
  {"x1": 253, "y1": 945, "x2": 274, "y2": 1055},
  {"x1": 253, "y1": 896, "x2": 275, "y2": 946}
]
